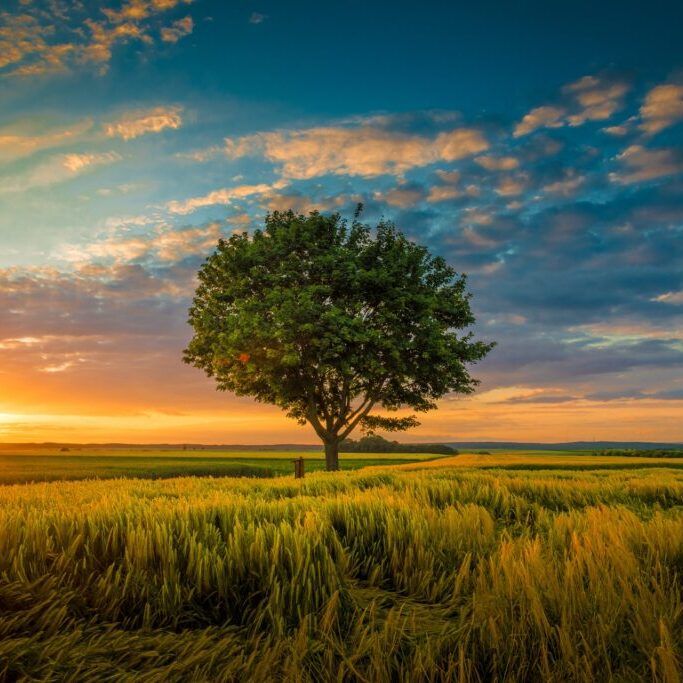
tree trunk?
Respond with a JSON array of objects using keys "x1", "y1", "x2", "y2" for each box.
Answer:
[{"x1": 324, "y1": 439, "x2": 340, "y2": 471}]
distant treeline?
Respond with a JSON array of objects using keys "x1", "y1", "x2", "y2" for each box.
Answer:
[
  {"x1": 594, "y1": 449, "x2": 683, "y2": 458},
  {"x1": 340, "y1": 435, "x2": 456, "y2": 455}
]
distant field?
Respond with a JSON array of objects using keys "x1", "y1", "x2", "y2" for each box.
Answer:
[
  {"x1": 390, "y1": 451, "x2": 683, "y2": 471},
  {"x1": 0, "y1": 449, "x2": 442, "y2": 485},
  {"x1": 3, "y1": 448, "x2": 683, "y2": 485}
]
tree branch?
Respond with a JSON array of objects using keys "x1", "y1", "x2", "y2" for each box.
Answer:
[
  {"x1": 305, "y1": 397, "x2": 329, "y2": 441},
  {"x1": 339, "y1": 398, "x2": 377, "y2": 440}
]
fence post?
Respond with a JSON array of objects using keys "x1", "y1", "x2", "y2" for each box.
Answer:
[{"x1": 292, "y1": 457, "x2": 305, "y2": 479}]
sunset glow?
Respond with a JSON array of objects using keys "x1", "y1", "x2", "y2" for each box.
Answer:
[{"x1": 1, "y1": 1, "x2": 682, "y2": 444}]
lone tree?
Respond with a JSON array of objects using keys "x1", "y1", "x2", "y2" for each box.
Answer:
[{"x1": 184, "y1": 209, "x2": 493, "y2": 471}]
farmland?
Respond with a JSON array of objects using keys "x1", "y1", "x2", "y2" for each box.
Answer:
[
  {"x1": 0, "y1": 451, "x2": 682, "y2": 681},
  {"x1": 0, "y1": 447, "x2": 443, "y2": 485}
]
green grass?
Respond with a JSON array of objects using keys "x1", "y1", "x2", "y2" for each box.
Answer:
[
  {"x1": 0, "y1": 454, "x2": 681, "y2": 680},
  {"x1": 0, "y1": 450, "x2": 443, "y2": 485}
]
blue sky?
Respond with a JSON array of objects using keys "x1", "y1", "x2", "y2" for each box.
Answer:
[{"x1": 0, "y1": 0, "x2": 682, "y2": 442}]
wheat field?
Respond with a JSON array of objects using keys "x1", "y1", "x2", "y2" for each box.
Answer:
[{"x1": 1, "y1": 461, "x2": 682, "y2": 681}]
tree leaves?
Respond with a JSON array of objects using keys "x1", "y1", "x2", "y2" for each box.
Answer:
[{"x1": 184, "y1": 209, "x2": 494, "y2": 446}]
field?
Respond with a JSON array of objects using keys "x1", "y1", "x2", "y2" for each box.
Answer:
[
  {"x1": 0, "y1": 452, "x2": 682, "y2": 681},
  {"x1": 0, "y1": 447, "x2": 441, "y2": 485}
]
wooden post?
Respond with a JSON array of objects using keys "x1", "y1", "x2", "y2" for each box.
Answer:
[{"x1": 292, "y1": 457, "x2": 305, "y2": 479}]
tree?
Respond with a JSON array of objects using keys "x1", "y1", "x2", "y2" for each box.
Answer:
[{"x1": 184, "y1": 209, "x2": 494, "y2": 471}]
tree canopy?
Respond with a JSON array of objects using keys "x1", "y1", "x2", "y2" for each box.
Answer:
[{"x1": 184, "y1": 209, "x2": 494, "y2": 470}]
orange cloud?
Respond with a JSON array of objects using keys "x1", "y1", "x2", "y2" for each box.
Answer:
[
  {"x1": 167, "y1": 182, "x2": 287, "y2": 214},
  {"x1": 640, "y1": 84, "x2": 683, "y2": 135},
  {"x1": 513, "y1": 75, "x2": 630, "y2": 136},
  {"x1": 513, "y1": 106, "x2": 565, "y2": 137},
  {"x1": 160, "y1": 16, "x2": 194, "y2": 42},
  {"x1": 427, "y1": 185, "x2": 462, "y2": 202},
  {"x1": 0, "y1": 119, "x2": 94, "y2": 162},
  {"x1": 495, "y1": 175, "x2": 527, "y2": 196},
  {"x1": 56, "y1": 224, "x2": 224, "y2": 265},
  {"x1": 102, "y1": 0, "x2": 194, "y2": 23},
  {"x1": 224, "y1": 124, "x2": 489, "y2": 178},
  {"x1": 542, "y1": 172, "x2": 585, "y2": 196},
  {"x1": 376, "y1": 186, "x2": 425, "y2": 207},
  {"x1": 104, "y1": 106, "x2": 183, "y2": 140},
  {"x1": 0, "y1": 1, "x2": 195, "y2": 78},
  {"x1": 610, "y1": 145, "x2": 683, "y2": 184},
  {"x1": 1, "y1": 151, "x2": 121, "y2": 193},
  {"x1": 475, "y1": 155, "x2": 519, "y2": 171},
  {"x1": 564, "y1": 76, "x2": 630, "y2": 126}
]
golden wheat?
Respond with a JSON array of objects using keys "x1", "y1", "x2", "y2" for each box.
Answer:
[{"x1": 0, "y1": 465, "x2": 681, "y2": 681}]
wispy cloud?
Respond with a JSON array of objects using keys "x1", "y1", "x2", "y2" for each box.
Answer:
[
  {"x1": 104, "y1": 106, "x2": 183, "y2": 140},
  {"x1": 653, "y1": 291, "x2": 683, "y2": 305},
  {"x1": 1, "y1": 151, "x2": 121, "y2": 193},
  {"x1": 167, "y1": 182, "x2": 286, "y2": 214},
  {"x1": 0, "y1": 119, "x2": 95, "y2": 162},
  {"x1": 56, "y1": 223, "x2": 224, "y2": 266}
]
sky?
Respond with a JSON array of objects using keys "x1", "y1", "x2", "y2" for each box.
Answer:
[{"x1": 0, "y1": 0, "x2": 682, "y2": 444}]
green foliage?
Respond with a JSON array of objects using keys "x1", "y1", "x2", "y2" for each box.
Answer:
[
  {"x1": 340, "y1": 434, "x2": 456, "y2": 455},
  {"x1": 184, "y1": 209, "x2": 493, "y2": 467},
  {"x1": 0, "y1": 465, "x2": 682, "y2": 680}
]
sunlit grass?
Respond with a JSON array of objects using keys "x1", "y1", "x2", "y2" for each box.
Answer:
[
  {"x1": 0, "y1": 450, "x2": 443, "y2": 484},
  {"x1": 0, "y1": 457, "x2": 681, "y2": 680}
]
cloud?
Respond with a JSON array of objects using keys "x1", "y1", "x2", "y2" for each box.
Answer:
[
  {"x1": 0, "y1": 119, "x2": 95, "y2": 162},
  {"x1": 104, "y1": 106, "x2": 183, "y2": 139},
  {"x1": 262, "y1": 191, "x2": 361, "y2": 214},
  {"x1": 223, "y1": 123, "x2": 489, "y2": 178},
  {"x1": 653, "y1": 291, "x2": 683, "y2": 305},
  {"x1": 427, "y1": 185, "x2": 462, "y2": 202},
  {"x1": 0, "y1": 12, "x2": 56, "y2": 73},
  {"x1": 167, "y1": 182, "x2": 285, "y2": 214},
  {"x1": 249, "y1": 12, "x2": 268, "y2": 24},
  {"x1": 495, "y1": 175, "x2": 527, "y2": 196},
  {"x1": 563, "y1": 75, "x2": 630, "y2": 126},
  {"x1": 610, "y1": 145, "x2": 683, "y2": 184},
  {"x1": 513, "y1": 106, "x2": 565, "y2": 137},
  {"x1": 56, "y1": 224, "x2": 224, "y2": 267},
  {"x1": 0, "y1": 1, "x2": 195, "y2": 78},
  {"x1": 602, "y1": 124, "x2": 631, "y2": 136},
  {"x1": 1, "y1": 151, "x2": 121, "y2": 193},
  {"x1": 102, "y1": 0, "x2": 194, "y2": 24},
  {"x1": 542, "y1": 172, "x2": 585, "y2": 196},
  {"x1": 640, "y1": 84, "x2": 683, "y2": 135},
  {"x1": 376, "y1": 185, "x2": 425, "y2": 207},
  {"x1": 160, "y1": 16, "x2": 193, "y2": 42},
  {"x1": 62, "y1": 152, "x2": 121, "y2": 172},
  {"x1": 175, "y1": 145, "x2": 223, "y2": 162},
  {"x1": 40, "y1": 358, "x2": 86, "y2": 374},
  {"x1": 475, "y1": 155, "x2": 519, "y2": 171},
  {"x1": 513, "y1": 75, "x2": 630, "y2": 137}
]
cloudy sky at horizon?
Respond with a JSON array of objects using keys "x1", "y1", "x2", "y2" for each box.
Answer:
[{"x1": 1, "y1": 0, "x2": 682, "y2": 443}]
